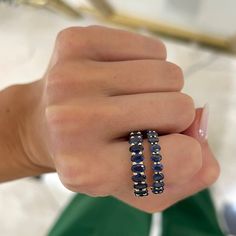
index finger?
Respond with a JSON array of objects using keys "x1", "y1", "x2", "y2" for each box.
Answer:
[{"x1": 54, "y1": 25, "x2": 167, "y2": 62}]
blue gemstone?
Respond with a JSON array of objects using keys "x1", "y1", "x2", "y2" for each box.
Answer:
[
  {"x1": 147, "y1": 131, "x2": 158, "y2": 138},
  {"x1": 151, "y1": 144, "x2": 161, "y2": 153},
  {"x1": 135, "y1": 190, "x2": 148, "y2": 196},
  {"x1": 148, "y1": 137, "x2": 159, "y2": 143},
  {"x1": 151, "y1": 154, "x2": 162, "y2": 162},
  {"x1": 152, "y1": 188, "x2": 164, "y2": 194},
  {"x1": 129, "y1": 144, "x2": 144, "y2": 153},
  {"x1": 153, "y1": 182, "x2": 164, "y2": 188},
  {"x1": 153, "y1": 173, "x2": 164, "y2": 181},
  {"x1": 152, "y1": 163, "x2": 163, "y2": 172},
  {"x1": 132, "y1": 174, "x2": 146, "y2": 182},
  {"x1": 131, "y1": 154, "x2": 144, "y2": 163},
  {"x1": 131, "y1": 164, "x2": 145, "y2": 173},
  {"x1": 129, "y1": 136, "x2": 143, "y2": 144},
  {"x1": 134, "y1": 183, "x2": 148, "y2": 190}
]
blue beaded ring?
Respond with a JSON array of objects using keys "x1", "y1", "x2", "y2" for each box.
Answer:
[
  {"x1": 147, "y1": 130, "x2": 165, "y2": 194},
  {"x1": 129, "y1": 131, "x2": 148, "y2": 197}
]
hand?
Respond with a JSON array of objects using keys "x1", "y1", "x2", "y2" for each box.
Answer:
[{"x1": 25, "y1": 26, "x2": 219, "y2": 213}]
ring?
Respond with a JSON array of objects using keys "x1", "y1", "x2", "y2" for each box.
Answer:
[
  {"x1": 147, "y1": 130, "x2": 165, "y2": 194},
  {"x1": 129, "y1": 131, "x2": 148, "y2": 197}
]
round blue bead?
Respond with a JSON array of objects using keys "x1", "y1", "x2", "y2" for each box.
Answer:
[
  {"x1": 129, "y1": 144, "x2": 144, "y2": 153},
  {"x1": 131, "y1": 154, "x2": 144, "y2": 163},
  {"x1": 132, "y1": 174, "x2": 146, "y2": 182},
  {"x1": 134, "y1": 183, "x2": 148, "y2": 190},
  {"x1": 153, "y1": 182, "x2": 164, "y2": 188},
  {"x1": 151, "y1": 144, "x2": 161, "y2": 153},
  {"x1": 148, "y1": 137, "x2": 159, "y2": 143},
  {"x1": 147, "y1": 131, "x2": 158, "y2": 138},
  {"x1": 131, "y1": 164, "x2": 145, "y2": 173},
  {"x1": 152, "y1": 163, "x2": 163, "y2": 172},
  {"x1": 129, "y1": 136, "x2": 143, "y2": 144},
  {"x1": 151, "y1": 154, "x2": 162, "y2": 162},
  {"x1": 153, "y1": 173, "x2": 164, "y2": 181}
]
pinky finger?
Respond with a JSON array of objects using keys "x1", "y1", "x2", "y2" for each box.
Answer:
[{"x1": 113, "y1": 141, "x2": 219, "y2": 213}]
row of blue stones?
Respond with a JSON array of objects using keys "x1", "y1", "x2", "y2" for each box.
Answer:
[
  {"x1": 147, "y1": 130, "x2": 164, "y2": 194},
  {"x1": 129, "y1": 131, "x2": 148, "y2": 197}
]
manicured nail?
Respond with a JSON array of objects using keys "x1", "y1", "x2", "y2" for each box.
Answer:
[{"x1": 199, "y1": 103, "x2": 209, "y2": 141}]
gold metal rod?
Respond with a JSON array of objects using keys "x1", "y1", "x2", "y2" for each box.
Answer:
[
  {"x1": 21, "y1": 0, "x2": 81, "y2": 18},
  {"x1": 79, "y1": 6, "x2": 232, "y2": 52},
  {"x1": 88, "y1": 0, "x2": 114, "y2": 17},
  {"x1": 46, "y1": 0, "x2": 81, "y2": 18}
]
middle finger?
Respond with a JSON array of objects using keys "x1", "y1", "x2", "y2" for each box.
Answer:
[{"x1": 106, "y1": 92, "x2": 195, "y2": 137}]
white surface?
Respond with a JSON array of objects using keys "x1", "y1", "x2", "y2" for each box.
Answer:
[
  {"x1": 0, "y1": 177, "x2": 73, "y2": 236},
  {"x1": 107, "y1": 0, "x2": 236, "y2": 37},
  {"x1": 0, "y1": 4, "x2": 236, "y2": 236}
]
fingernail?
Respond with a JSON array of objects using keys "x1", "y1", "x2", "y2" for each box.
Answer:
[{"x1": 198, "y1": 103, "x2": 209, "y2": 141}]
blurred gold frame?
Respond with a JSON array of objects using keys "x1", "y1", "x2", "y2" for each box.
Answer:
[
  {"x1": 20, "y1": 0, "x2": 236, "y2": 53},
  {"x1": 80, "y1": 6, "x2": 236, "y2": 53}
]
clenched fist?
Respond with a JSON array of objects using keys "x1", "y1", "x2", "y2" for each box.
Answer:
[{"x1": 19, "y1": 26, "x2": 220, "y2": 213}]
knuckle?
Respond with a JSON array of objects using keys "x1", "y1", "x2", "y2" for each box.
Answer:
[
  {"x1": 45, "y1": 105, "x2": 74, "y2": 127},
  {"x1": 166, "y1": 62, "x2": 184, "y2": 90},
  {"x1": 139, "y1": 35, "x2": 167, "y2": 59},
  {"x1": 45, "y1": 105, "x2": 83, "y2": 130},
  {"x1": 56, "y1": 26, "x2": 90, "y2": 52},
  {"x1": 56, "y1": 27, "x2": 78, "y2": 46},
  {"x1": 177, "y1": 93, "x2": 195, "y2": 130},
  {"x1": 46, "y1": 62, "x2": 64, "y2": 83},
  {"x1": 45, "y1": 62, "x2": 87, "y2": 104},
  {"x1": 83, "y1": 103, "x2": 118, "y2": 128},
  {"x1": 45, "y1": 105, "x2": 65, "y2": 126},
  {"x1": 45, "y1": 104, "x2": 104, "y2": 134},
  {"x1": 156, "y1": 40, "x2": 167, "y2": 59},
  {"x1": 46, "y1": 61, "x2": 89, "y2": 86},
  {"x1": 57, "y1": 27, "x2": 80, "y2": 42}
]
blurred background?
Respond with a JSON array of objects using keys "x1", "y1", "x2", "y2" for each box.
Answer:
[{"x1": 0, "y1": 0, "x2": 236, "y2": 235}]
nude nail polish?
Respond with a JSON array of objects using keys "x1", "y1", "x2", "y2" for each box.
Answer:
[{"x1": 199, "y1": 103, "x2": 209, "y2": 141}]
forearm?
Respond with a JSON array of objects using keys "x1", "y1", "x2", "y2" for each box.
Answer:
[{"x1": 0, "y1": 82, "x2": 54, "y2": 183}]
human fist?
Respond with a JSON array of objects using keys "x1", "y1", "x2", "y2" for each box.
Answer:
[{"x1": 27, "y1": 26, "x2": 219, "y2": 213}]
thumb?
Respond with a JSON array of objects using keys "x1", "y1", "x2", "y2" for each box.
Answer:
[
  {"x1": 183, "y1": 105, "x2": 220, "y2": 184},
  {"x1": 183, "y1": 105, "x2": 208, "y2": 142}
]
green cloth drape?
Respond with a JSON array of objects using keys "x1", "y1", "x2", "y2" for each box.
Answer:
[
  {"x1": 48, "y1": 189, "x2": 225, "y2": 236},
  {"x1": 48, "y1": 193, "x2": 152, "y2": 236},
  {"x1": 162, "y1": 190, "x2": 224, "y2": 236}
]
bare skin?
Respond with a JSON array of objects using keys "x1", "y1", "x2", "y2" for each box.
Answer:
[{"x1": 0, "y1": 26, "x2": 220, "y2": 213}]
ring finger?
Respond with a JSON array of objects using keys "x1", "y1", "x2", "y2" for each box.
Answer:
[{"x1": 58, "y1": 133, "x2": 202, "y2": 197}]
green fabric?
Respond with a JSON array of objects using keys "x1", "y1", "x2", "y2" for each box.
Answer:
[
  {"x1": 48, "y1": 194, "x2": 152, "y2": 236},
  {"x1": 162, "y1": 190, "x2": 225, "y2": 236},
  {"x1": 48, "y1": 190, "x2": 225, "y2": 236}
]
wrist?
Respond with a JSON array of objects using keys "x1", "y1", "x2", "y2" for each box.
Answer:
[
  {"x1": 0, "y1": 81, "x2": 54, "y2": 182},
  {"x1": 18, "y1": 80, "x2": 55, "y2": 171}
]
